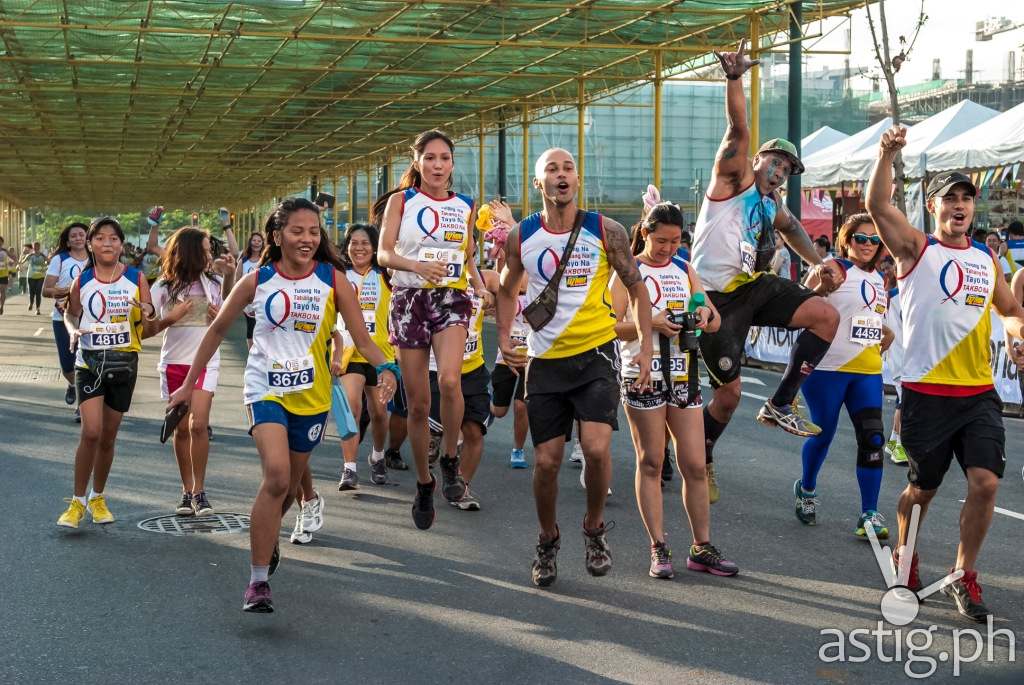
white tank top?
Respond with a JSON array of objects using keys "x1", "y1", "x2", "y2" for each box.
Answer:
[
  {"x1": 243, "y1": 262, "x2": 337, "y2": 414},
  {"x1": 900, "y1": 236, "x2": 998, "y2": 390},
  {"x1": 392, "y1": 187, "x2": 473, "y2": 290},
  {"x1": 76, "y1": 266, "x2": 144, "y2": 364},
  {"x1": 46, "y1": 251, "x2": 89, "y2": 322},
  {"x1": 241, "y1": 258, "x2": 260, "y2": 317},
  {"x1": 816, "y1": 259, "x2": 888, "y2": 374},
  {"x1": 620, "y1": 256, "x2": 693, "y2": 382},
  {"x1": 691, "y1": 182, "x2": 778, "y2": 293}
]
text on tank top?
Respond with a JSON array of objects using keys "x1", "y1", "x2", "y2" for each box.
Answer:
[
  {"x1": 76, "y1": 266, "x2": 144, "y2": 359},
  {"x1": 899, "y1": 236, "x2": 997, "y2": 391},
  {"x1": 621, "y1": 256, "x2": 693, "y2": 381},
  {"x1": 392, "y1": 187, "x2": 474, "y2": 290},
  {"x1": 815, "y1": 259, "x2": 888, "y2": 374},
  {"x1": 519, "y1": 210, "x2": 617, "y2": 359}
]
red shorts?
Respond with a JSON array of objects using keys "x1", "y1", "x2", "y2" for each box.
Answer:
[{"x1": 160, "y1": 364, "x2": 219, "y2": 400}]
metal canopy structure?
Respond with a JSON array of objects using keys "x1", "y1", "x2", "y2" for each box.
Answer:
[{"x1": 0, "y1": 0, "x2": 868, "y2": 211}]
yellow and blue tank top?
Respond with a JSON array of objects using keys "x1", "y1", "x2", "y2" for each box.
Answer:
[
  {"x1": 519, "y1": 210, "x2": 617, "y2": 359},
  {"x1": 244, "y1": 261, "x2": 337, "y2": 414},
  {"x1": 691, "y1": 182, "x2": 778, "y2": 293},
  {"x1": 75, "y1": 265, "x2": 144, "y2": 366},
  {"x1": 900, "y1": 236, "x2": 998, "y2": 393},
  {"x1": 0, "y1": 249, "x2": 9, "y2": 277},
  {"x1": 816, "y1": 259, "x2": 888, "y2": 375},
  {"x1": 346, "y1": 266, "x2": 394, "y2": 363},
  {"x1": 392, "y1": 187, "x2": 474, "y2": 290}
]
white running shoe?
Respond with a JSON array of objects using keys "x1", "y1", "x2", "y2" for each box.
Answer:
[
  {"x1": 290, "y1": 513, "x2": 312, "y2": 545},
  {"x1": 301, "y1": 491, "x2": 325, "y2": 532},
  {"x1": 578, "y1": 459, "x2": 611, "y2": 496},
  {"x1": 569, "y1": 439, "x2": 584, "y2": 465}
]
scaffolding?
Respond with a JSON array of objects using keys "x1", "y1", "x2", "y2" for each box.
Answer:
[{"x1": 0, "y1": 0, "x2": 870, "y2": 237}]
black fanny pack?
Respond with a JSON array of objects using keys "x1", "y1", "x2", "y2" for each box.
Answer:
[{"x1": 82, "y1": 349, "x2": 138, "y2": 385}]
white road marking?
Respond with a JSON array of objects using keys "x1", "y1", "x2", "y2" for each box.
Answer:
[
  {"x1": 699, "y1": 379, "x2": 769, "y2": 402},
  {"x1": 32, "y1": 327, "x2": 45, "y2": 337},
  {"x1": 743, "y1": 376, "x2": 766, "y2": 386},
  {"x1": 958, "y1": 500, "x2": 1024, "y2": 522}
]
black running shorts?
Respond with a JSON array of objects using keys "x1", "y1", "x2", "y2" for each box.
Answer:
[
  {"x1": 344, "y1": 361, "x2": 378, "y2": 387},
  {"x1": 700, "y1": 274, "x2": 816, "y2": 387},
  {"x1": 490, "y1": 362, "x2": 525, "y2": 408},
  {"x1": 429, "y1": 364, "x2": 492, "y2": 434},
  {"x1": 525, "y1": 340, "x2": 619, "y2": 446},
  {"x1": 901, "y1": 387, "x2": 1006, "y2": 490},
  {"x1": 75, "y1": 356, "x2": 139, "y2": 414}
]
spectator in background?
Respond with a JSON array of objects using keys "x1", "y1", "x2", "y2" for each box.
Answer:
[
  {"x1": 17, "y1": 243, "x2": 31, "y2": 295},
  {"x1": 1006, "y1": 220, "x2": 1024, "y2": 265},
  {"x1": 879, "y1": 255, "x2": 897, "y2": 291},
  {"x1": 770, "y1": 231, "x2": 793, "y2": 280},
  {"x1": 972, "y1": 228, "x2": 989, "y2": 244},
  {"x1": 814, "y1": 236, "x2": 831, "y2": 260},
  {"x1": 677, "y1": 230, "x2": 692, "y2": 261}
]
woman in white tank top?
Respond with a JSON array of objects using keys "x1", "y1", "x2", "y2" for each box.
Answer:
[{"x1": 611, "y1": 201, "x2": 737, "y2": 581}]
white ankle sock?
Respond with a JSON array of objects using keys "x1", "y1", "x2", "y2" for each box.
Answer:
[
  {"x1": 344, "y1": 462, "x2": 357, "y2": 473},
  {"x1": 370, "y1": 448, "x2": 385, "y2": 463},
  {"x1": 73, "y1": 495, "x2": 87, "y2": 506},
  {"x1": 890, "y1": 430, "x2": 900, "y2": 443},
  {"x1": 250, "y1": 565, "x2": 269, "y2": 584},
  {"x1": 88, "y1": 489, "x2": 102, "y2": 501}
]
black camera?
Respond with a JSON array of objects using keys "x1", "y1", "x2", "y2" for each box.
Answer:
[{"x1": 668, "y1": 310, "x2": 701, "y2": 352}]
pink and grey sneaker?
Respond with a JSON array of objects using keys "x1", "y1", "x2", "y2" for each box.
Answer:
[
  {"x1": 687, "y1": 542, "x2": 738, "y2": 577},
  {"x1": 649, "y1": 541, "x2": 674, "y2": 579},
  {"x1": 242, "y1": 581, "x2": 273, "y2": 613}
]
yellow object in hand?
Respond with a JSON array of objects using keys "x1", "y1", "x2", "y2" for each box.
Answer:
[{"x1": 475, "y1": 203, "x2": 492, "y2": 232}]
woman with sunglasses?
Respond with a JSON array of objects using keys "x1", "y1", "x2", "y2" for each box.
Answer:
[
  {"x1": 793, "y1": 213, "x2": 894, "y2": 539},
  {"x1": 56, "y1": 217, "x2": 160, "y2": 529}
]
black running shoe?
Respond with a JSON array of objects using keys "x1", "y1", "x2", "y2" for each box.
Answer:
[
  {"x1": 369, "y1": 456, "x2": 387, "y2": 485},
  {"x1": 583, "y1": 521, "x2": 614, "y2": 577},
  {"x1": 268, "y1": 542, "x2": 281, "y2": 577},
  {"x1": 64, "y1": 384, "x2": 76, "y2": 405},
  {"x1": 427, "y1": 431, "x2": 443, "y2": 465},
  {"x1": 532, "y1": 532, "x2": 560, "y2": 587},
  {"x1": 661, "y1": 448, "x2": 673, "y2": 483},
  {"x1": 412, "y1": 476, "x2": 436, "y2": 530},
  {"x1": 192, "y1": 490, "x2": 213, "y2": 516},
  {"x1": 439, "y1": 455, "x2": 467, "y2": 502},
  {"x1": 942, "y1": 570, "x2": 991, "y2": 623},
  {"x1": 385, "y1": 448, "x2": 409, "y2": 471},
  {"x1": 175, "y1": 491, "x2": 193, "y2": 516}
]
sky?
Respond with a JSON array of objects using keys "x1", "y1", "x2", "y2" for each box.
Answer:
[{"x1": 800, "y1": 0, "x2": 1024, "y2": 89}]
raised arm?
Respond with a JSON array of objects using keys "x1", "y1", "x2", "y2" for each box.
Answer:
[
  {"x1": 866, "y1": 126, "x2": 925, "y2": 267},
  {"x1": 603, "y1": 218, "x2": 652, "y2": 386},
  {"x1": 709, "y1": 39, "x2": 758, "y2": 197}
]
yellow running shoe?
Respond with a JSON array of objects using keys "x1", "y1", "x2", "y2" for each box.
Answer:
[
  {"x1": 87, "y1": 495, "x2": 116, "y2": 524},
  {"x1": 706, "y1": 464, "x2": 720, "y2": 504},
  {"x1": 57, "y1": 499, "x2": 86, "y2": 528}
]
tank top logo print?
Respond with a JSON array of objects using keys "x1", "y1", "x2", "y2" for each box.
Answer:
[
  {"x1": 938, "y1": 258, "x2": 989, "y2": 307},
  {"x1": 416, "y1": 204, "x2": 466, "y2": 245},
  {"x1": 859, "y1": 279, "x2": 886, "y2": 315},
  {"x1": 561, "y1": 244, "x2": 599, "y2": 288},
  {"x1": 265, "y1": 285, "x2": 327, "y2": 334}
]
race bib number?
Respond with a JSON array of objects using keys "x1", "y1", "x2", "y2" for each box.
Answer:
[
  {"x1": 849, "y1": 315, "x2": 883, "y2": 345},
  {"x1": 464, "y1": 333, "x2": 479, "y2": 359},
  {"x1": 88, "y1": 322, "x2": 131, "y2": 349},
  {"x1": 268, "y1": 354, "x2": 315, "y2": 394},
  {"x1": 417, "y1": 247, "x2": 464, "y2": 285},
  {"x1": 739, "y1": 241, "x2": 756, "y2": 276},
  {"x1": 650, "y1": 355, "x2": 686, "y2": 377},
  {"x1": 510, "y1": 327, "x2": 528, "y2": 350},
  {"x1": 362, "y1": 310, "x2": 376, "y2": 334}
]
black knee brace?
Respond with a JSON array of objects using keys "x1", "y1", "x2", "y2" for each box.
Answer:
[{"x1": 852, "y1": 408, "x2": 885, "y2": 468}]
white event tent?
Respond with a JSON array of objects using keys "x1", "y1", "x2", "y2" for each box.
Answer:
[
  {"x1": 801, "y1": 118, "x2": 897, "y2": 188},
  {"x1": 927, "y1": 100, "x2": 1024, "y2": 172},
  {"x1": 801, "y1": 126, "x2": 848, "y2": 158}
]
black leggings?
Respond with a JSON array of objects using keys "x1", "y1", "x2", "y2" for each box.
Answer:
[{"x1": 28, "y1": 278, "x2": 43, "y2": 310}]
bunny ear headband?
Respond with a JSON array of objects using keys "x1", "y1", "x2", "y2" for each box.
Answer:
[{"x1": 642, "y1": 184, "x2": 661, "y2": 213}]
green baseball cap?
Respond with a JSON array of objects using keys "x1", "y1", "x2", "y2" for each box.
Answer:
[{"x1": 756, "y1": 138, "x2": 804, "y2": 175}]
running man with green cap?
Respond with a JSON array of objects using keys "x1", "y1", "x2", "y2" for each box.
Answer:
[{"x1": 691, "y1": 40, "x2": 845, "y2": 503}]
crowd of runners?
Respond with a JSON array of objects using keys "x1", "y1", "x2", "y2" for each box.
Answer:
[{"x1": 15, "y1": 43, "x2": 1022, "y2": 623}]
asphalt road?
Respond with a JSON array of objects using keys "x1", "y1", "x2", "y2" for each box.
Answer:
[{"x1": 1, "y1": 290, "x2": 1021, "y2": 685}]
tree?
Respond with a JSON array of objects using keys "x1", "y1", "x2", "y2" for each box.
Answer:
[{"x1": 865, "y1": 0, "x2": 928, "y2": 213}]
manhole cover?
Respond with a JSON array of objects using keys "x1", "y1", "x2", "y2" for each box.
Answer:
[
  {"x1": 137, "y1": 513, "x2": 250, "y2": 536},
  {"x1": 0, "y1": 364, "x2": 65, "y2": 384}
]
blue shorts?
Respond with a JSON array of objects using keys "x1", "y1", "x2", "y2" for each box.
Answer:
[
  {"x1": 246, "y1": 401, "x2": 328, "y2": 454},
  {"x1": 388, "y1": 377, "x2": 408, "y2": 418}
]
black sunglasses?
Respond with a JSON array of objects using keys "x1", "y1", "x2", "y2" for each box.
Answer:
[{"x1": 853, "y1": 233, "x2": 881, "y2": 245}]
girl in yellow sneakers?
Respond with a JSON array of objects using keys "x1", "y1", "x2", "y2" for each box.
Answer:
[
  {"x1": 57, "y1": 218, "x2": 161, "y2": 529},
  {"x1": 167, "y1": 198, "x2": 396, "y2": 614}
]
